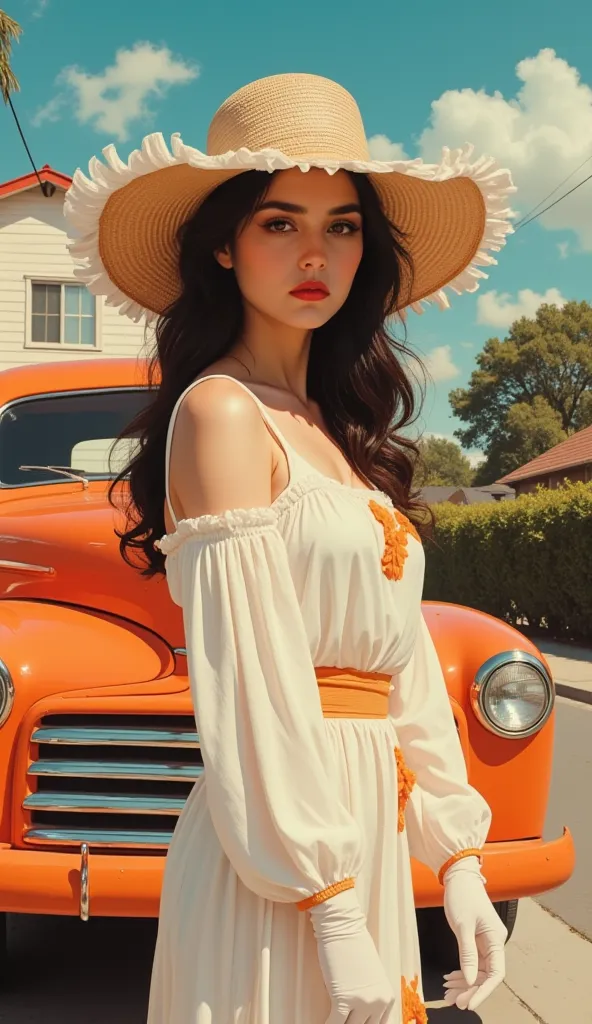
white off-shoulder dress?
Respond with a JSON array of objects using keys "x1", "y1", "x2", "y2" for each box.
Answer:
[{"x1": 147, "y1": 374, "x2": 492, "y2": 1024}]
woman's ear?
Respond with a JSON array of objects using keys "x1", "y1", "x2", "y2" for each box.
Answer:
[{"x1": 214, "y1": 246, "x2": 233, "y2": 269}]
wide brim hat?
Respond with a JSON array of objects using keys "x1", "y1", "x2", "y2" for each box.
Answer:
[{"x1": 64, "y1": 73, "x2": 516, "y2": 324}]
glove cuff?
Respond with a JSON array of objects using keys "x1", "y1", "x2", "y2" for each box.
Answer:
[
  {"x1": 439, "y1": 850, "x2": 485, "y2": 886},
  {"x1": 308, "y1": 886, "x2": 366, "y2": 940},
  {"x1": 296, "y1": 877, "x2": 355, "y2": 911}
]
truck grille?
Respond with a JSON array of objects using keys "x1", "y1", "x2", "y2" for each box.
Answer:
[{"x1": 23, "y1": 714, "x2": 202, "y2": 851}]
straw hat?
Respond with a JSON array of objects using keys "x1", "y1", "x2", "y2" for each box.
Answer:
[{"x1": 64, "y1": 73, "x2": 516, "y2": 323}]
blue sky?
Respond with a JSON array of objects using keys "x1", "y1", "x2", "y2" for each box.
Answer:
[{"x1": 3, "y1": 0, "x2": 592, "y2": 461}]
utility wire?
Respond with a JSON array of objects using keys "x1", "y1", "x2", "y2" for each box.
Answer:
[
  {"x1": 514, "y1": 169, "x2": 592, "y2": 232},
  {"x1": 6, "y1": 94, "x2": 54, "y2": 197},
  {"x1": 514, "y1": 150, "x2": 592, "y2": 228}
]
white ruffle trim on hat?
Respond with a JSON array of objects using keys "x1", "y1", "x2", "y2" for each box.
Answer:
[{"x1": 64, "y1": 132, "x2": 517, "y2": 323}]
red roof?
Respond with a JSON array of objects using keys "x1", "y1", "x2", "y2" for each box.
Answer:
[
  {"x1": 498, "y1": 424, "x2": 592, "y2": 484},
  {"x1": 0, "y1": 164, "x2": 72, "y2": 199}
]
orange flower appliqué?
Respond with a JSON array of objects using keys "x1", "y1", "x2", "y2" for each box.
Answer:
[
  {"x1": 394, "y1": 746, "x2": 416, "y2": 833},
  {"x1": 368, "y1": 500, "x2": 421, "y2": 581},
  {"x1": 401, "y1": 975, "x2": 428, "y2": 1024},
  {"x1": 393, "y1": 508, "x2": 421, "y2": 544}
]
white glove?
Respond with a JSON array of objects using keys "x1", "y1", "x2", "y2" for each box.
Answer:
[
  {"x1": 309, "y1": 887, "x2": 396, "y2": 1024},
  {"x1": 442, "y1": 856, "x2": 507, "y2": 1011}
]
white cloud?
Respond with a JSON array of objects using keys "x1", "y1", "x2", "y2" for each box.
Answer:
[
  {"x1": 367, "y1": 134, "x2": 410, "y2": 161},
  {"x1": 33, "y1": 43, "x2": 198, "y2": 141},
  {"x1": 31, "y1": 94, "x2": 65, "y2": 126},
  {"x1": 460, "y1": 341, "x2": 474, "y2": 349},
  {"x1": 422, "y1": 344, "x2": 460, "y2": 381},
  {"x1": 31, "y1": 0, "x2": 49, "y2": 16},
  {"x1": 557, "y1": 242, "x2": 569, "y2": 259},
  {"x1": 476, "y1": 287, "x2": 567, "y2": 328},
  {"x1": 371, "y1": 49, "x2": 592, "y2": 250},
  {"x1": 467, "y1": 450, "x2": 487, "y2": 468},
  {"x1": 419, "y1": 49, "x2": 592, "y2": 249}
]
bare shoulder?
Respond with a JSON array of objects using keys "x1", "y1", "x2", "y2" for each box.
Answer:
[{"x1": 168, "y1": 376, "x2": 274, "y2": 522}]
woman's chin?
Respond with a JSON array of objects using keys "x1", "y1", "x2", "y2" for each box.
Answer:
[{"x1": 280, "y1": 307, "x2": 338, "y2": 329}]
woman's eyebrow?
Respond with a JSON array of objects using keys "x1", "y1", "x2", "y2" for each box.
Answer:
[{"x1": 257, "y1": 200, "x2": 362, "y2": 215}]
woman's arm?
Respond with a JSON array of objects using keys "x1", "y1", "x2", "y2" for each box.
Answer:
[
  {"x1": 165, "y1": 376, "x2": 364, "y2": 904},
  {"x1": 169, "y1": 376, "x2": 276, "y2": 522},
  {"x1": 388, "y1": 612, "x2": 506, "y2": 1010},
  {"x1": 388, "y1": 611, "x2": 492, "y2": 877}
]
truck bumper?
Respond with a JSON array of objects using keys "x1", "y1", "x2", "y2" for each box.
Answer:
[
  {"x1": 0, "y1": 827, "x2": 575, "y2": 918},
  {"x1": 412, "y1": 826, "x2": 575, "y2": 908}
]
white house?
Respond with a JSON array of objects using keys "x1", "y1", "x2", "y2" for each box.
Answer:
[{"x1": 0, "y1": 164, "x2": 148, "y2": 371}]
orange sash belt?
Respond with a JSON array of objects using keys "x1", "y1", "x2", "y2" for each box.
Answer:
[{"x1": 315, "y1": 667, "x2": 391, "y2": 719}]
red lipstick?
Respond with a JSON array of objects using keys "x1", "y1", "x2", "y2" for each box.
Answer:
[{"x1": 290, "y1": 280, "x2": 330, "y2": 301}]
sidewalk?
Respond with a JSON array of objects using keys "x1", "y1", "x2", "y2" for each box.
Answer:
[
  {"x1": 535, "y1": 638, "x2": 592, "y2": 705},
  {"x1": 425, "y1": 898, "x2": 592, "y2": 1022}
]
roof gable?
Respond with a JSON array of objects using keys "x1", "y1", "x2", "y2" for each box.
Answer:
[{"x1": 0, "y1": 164, "x2": 72, "y2": 200}]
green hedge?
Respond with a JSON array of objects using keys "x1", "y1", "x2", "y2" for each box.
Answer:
[{"x1": 423, "y1": 480, "x2": 592, "y2": 640}]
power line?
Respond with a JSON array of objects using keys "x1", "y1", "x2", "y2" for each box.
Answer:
[
  {"x1": 514, "y1": 169, "x2": 592, "y2": 232},
  {"x1": 514, "y1": 150, "x2": 592, "y2": 228},
  {"x1": 6, "y1": 95, "x2": 54, "y2": 197}
]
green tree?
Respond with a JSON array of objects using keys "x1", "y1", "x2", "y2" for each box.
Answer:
[
  {"x1": 473, "y1": 396, "x2": 566, "y2": 484},
  {"x1": 449, "y1": 300, "x2": 592, "y2": 482},
  {"x1": 414, "y1": 435, "x2": 475, "y2": 487},
  {"x1": 0, "y1": 9, "x2": 21, "y2": 103}
]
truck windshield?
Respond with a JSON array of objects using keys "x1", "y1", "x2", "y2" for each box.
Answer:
[{"x1": 0, "y1": 387, "x2": 151, "y2": 487}]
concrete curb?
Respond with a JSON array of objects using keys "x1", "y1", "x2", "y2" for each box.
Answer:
[{"x1": 555, "y1": 682, "x2": 592, "y2": 706}]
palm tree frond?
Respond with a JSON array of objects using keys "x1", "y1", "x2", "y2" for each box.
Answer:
[{"x1": 0, "y1": 10, "x2": 22, "y2": 103}]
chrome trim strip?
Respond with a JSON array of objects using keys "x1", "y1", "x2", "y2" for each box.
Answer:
[
  {"x1": 470, "y1": 649, "x2": 555, "y2": 739},
  {"x1": 0, "y1": 559, "x2": 56, "y2": 576},
  {"x1": 80, "y1": 843, "x2": 89, "y2": 921},
  {"x1": 0, "y1": 385, "x2": 148, "y2": 489},
  {"x1": 31, "y1": 725, "x2": 199, "y2": 747},
  {"x1": 173, "y1": 648, "x2": 187, "y2": 656},
  {"x1": 23, "y1": 827, "x2": 174, "y2": 849},
  {"x1": 0, "y1": 659, "x2": 15, "y2": 728},
  {"x1": 28, "y1": 759, "x2": 204, "y2": 782},
  {"x1": 19, "y1": 465, "x2": 89, "y2": 489},
  {"x1": 24, "y1": 791, "x2": 186, "y2": 814}
]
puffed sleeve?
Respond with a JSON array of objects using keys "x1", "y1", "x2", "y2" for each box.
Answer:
[
  {"x1": 388, "y1": 611, "x2": 492, "y2": 877},
  {"x1": 156, "y1": 507, "x2": 364, "y2": 905}
]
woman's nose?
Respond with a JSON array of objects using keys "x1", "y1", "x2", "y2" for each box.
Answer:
[{"x1": 299, "y1": 249, "x2": 327, "y2": 271}]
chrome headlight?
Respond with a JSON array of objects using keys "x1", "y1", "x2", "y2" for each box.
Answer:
[
  {"x1": 0, "y1": 658, "x2": 14, "y2": 727},
  {"x1": 471, "y1": 651, "x2": 554, "y2": 739}
]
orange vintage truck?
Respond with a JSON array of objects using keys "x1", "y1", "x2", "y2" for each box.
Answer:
[{"x1": 0, "y1": 357, "x2": 575, "y2": 979}]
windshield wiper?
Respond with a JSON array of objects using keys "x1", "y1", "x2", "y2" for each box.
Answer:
[{"x1": 19, "y1": 465, "x2": 90, "y2": 489}]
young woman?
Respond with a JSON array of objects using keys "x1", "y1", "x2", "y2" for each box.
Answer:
[{"x1": 65, "y1": 72, "x2": 515, "y2": 1024}]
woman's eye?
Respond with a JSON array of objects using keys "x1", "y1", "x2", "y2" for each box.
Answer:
[
  {"x1": 262, "y1": 218, "x2": 361, "y2": 235},
  {"x1": 330, "y1": 221, "x2": 360, "y2": 235},
  {"x1": 265, "y1": 219, "x2": 293, "y2": 232}
]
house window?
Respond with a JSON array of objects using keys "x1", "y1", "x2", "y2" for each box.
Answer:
[{"x1": 30, "y1": 283, "x2": 96, "y2": 347}]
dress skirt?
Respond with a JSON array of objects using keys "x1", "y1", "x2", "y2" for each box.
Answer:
[{"x1": 147, "y1": 716, "x2": 424, "y2": 1024}]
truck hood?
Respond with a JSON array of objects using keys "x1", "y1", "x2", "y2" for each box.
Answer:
[{"x1": 0, "y1": 483, "x2": 184, "y2": 648}]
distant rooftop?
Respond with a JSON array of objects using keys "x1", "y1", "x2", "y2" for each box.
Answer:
[
  {"x1": 419, "y1": 485, "x2": 514, "y2": 505},
  {"x1": 498, "y1": 424, "x2": 592, "y2": 484}
]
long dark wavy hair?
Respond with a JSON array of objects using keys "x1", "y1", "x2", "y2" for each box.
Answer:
[{"x1": 108, "y1": 168, "x2": 434, "y2": 577}]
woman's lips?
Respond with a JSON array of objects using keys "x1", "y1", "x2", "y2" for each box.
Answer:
[{"x1": 290, "y1": 284, "x2": 330, "y2": 301}]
